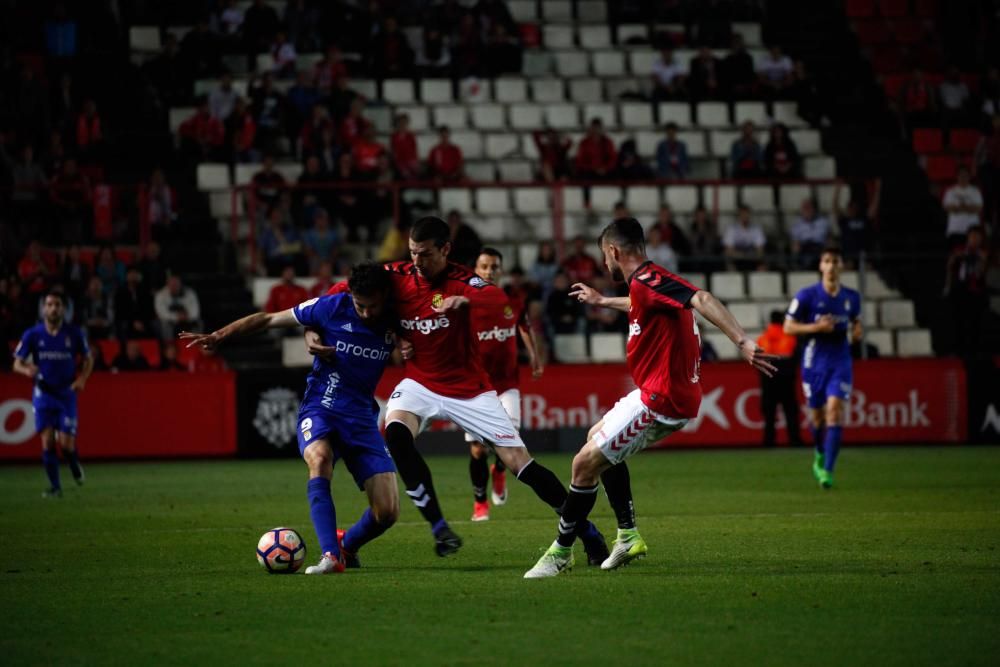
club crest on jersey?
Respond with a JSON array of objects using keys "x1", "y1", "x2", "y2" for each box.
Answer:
[
  {"x1": 469, "y1": 276, "x2": 488, "y2": 288},
  {"x1": 503, "y1": 305, "x2": 514, "y2": 319},
  {"x1": 432, "y1": 293, "x2": 444, "y2": 309}
]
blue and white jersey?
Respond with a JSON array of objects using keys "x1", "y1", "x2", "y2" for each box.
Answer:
[
  {"x1": 291, "y1": 293, "x2": 394, "y2": 419},
  {"x1": 786, "y1": 282, "x2": 861, "y2": 371},
  {"x1": 13, "y1": 323, "x2": 90, "y2": 397}
]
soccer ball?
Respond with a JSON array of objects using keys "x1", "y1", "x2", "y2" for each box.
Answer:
[{"x1": 256, "y1": 527, "x2": 306, "y2": 574}]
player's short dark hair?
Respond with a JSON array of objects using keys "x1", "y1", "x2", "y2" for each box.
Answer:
[
  {"x1": 820, "y1": 245, "x2": 843, "y2": 258},
  {"x1": 770, "y1": 310, "x2": 784, "y2": 325},
  {"x1": 664, "y1": 121, "x2": 678, "y2": 131},
  {"x1": 348, "y1": 261, "x2": 392, "y2": 297},
  {"x1": 598, "y1": 217, "x2": 646, "y2": 254},
  {"x1": 44, "y1": 290, "x2": 65, "y2": 305},
  {"x1": 410, "y1": 216, "x2": 451, "y2": 248},
  {"x1": 479, "y1": 246, "x2": 503, "y2": 262}
]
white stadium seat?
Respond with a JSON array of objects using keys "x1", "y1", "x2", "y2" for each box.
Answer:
[
  {"x1": 494, "y1": 77, "x2": 528, "y2": 102},
  {"x1": 710, "y1": 271, "x2": 747, "y2": 300},
  {"x1": 678, "y1": 130, "x2": 707, "y2": 156},
  {"x1": 741, "y1": 185, "x2": 775, "y2": 212},
  {"x1": 130, "y1": 26, "x2": 161, "y2": 52},
  {"x1": 546, "y1": 103, "x2": 581, "y2": 129},
  {"x1": 635, "y1": 130, "x2": 662, "y2": 156},
  {"x1": 628, "y1": 51, "x2": 659, "y2": 75},
  {"x1": 590, "y1": 333, "x2": 626, "y2": 362},
  {"x1": 450, "y1": 131, "x2": 483, "y2": 158},
  {"x1": 397, "y1": 106, "x2": 430, "y2": 131},
  {"x1": 382, "y1": 79, "x2": 414, "y2": 104},
  {"x1": 879, "y1": 300, "x2": 916, "y2": 328},
  {"x1": 696, "y1": 102, "x2": 730, "y2": 127},
  {"x1": 772, "y1": 100, "x2": 806, "y2": 127},
  {"x1": 616, "y1": 24, "x2": 648, "y2": 44},
  {"x1": 815, "y1": 183, "x2": 848, "y2": 213},
  {"x1": 476, "y1": 188, "x2": 511, "y2": 215},
  {"x1": 555, "y1": 51, "x2": 590, "y2": 76},
  {"x1": 485, "y1": 133, "x2": 520, "y2": 159},
  {"x1": 865, "y1": 330, "x2": 895, "y2": 356},
  {"x1": 590, "y1": 186, "x2": 623, "y2": 212},
  {"x1": 510, "y1": 104, "x2": 544, "y2": 129},
  {"x1": 688, "y1": 158, "x2": 721, "y2": 179},
  {"x1": 554, "y1": 333, "x2": 589, "y2": 363},
  {"x1": 711, "y1": 184, "x2": 738, "y2": 212},
  {"x1": 733, "y1": 22, "x2": 762, "y2": 46},
  {"x1": 233, "y1": 163, "x2": 256, "y2": 186},
  {"x1": 704, "y1": 332, "x2": 739, "y2": 360},
  {"x1": 657, "y1": 102, "x2": 693, "y2": 127},
  {"x1": 514, "y1": 188, "x2": 550, "y2": 214},
  {"x1": 570, "y1": 78, "x2": 604, "y2": 103},
  {"x1": 862, "y1": 300, "x2": 878, "y2": 328},
  {"x1": 621, "y1": 103, "x2": 654, "y2": 128},
  {"x1": 627, "y1": 186, "x2": 662, "y2": 213},
  {"x1": 169, "y1": 107, "x2": 194, "y2": 136},
  {"x1": 419, "y1": 79, "x2": 452, "y2": 103},
  {"x1": 282, "y1": 337, "x2": 314, "y2": 367},
  {"x1": 593, "y1": 51, "x2": 627, "y2": 76},
  {"x1": 499, "y1": 161, "x2": 534, "y2": 182},
  {"x1": 727, "y1": 303, "x2": 763, "y2": 330},
  {"x1": 804, "y1": 156, "x2": 836, "y2": 179},
  {"x1": 562, "y1": 187, "x2": 587, "y2": 214},
  {"x1": 791, "y1": 129, "x2": 822, "y2": 154},
  {"x1": 351, "y1": 79, "x2": 378, "y2": 100},
  {"x1": 748, "y1": 272, "x2": 784, "y2": 299},
  {"x1": 605, "y1": 77, "x2": 645, "y2": 100},
  {"x1": 779, "y1": 184, "x2": 814, "y2": 213},
  {"x1": 785, "y1": 271, "x2": 817, "y2": 296},
  {"x1": 734, "y1": 101, "x2": 769, "y2": 126},
  {"x1": 578, "y1": 1, "x2": 607, "y2": 21},
  {"x1": 530, "y1": 78, "x2": 566, "y2": 102},
  {"x1": 509, "y1": 0, "x2": 538, "y2": 21},
  {"x1": 433, "y1": 105, "x2": 469, "y2": 130},
  {"x1": 439, "y1": 188, "x2": 471, "y2": 213},
  {"x1": 544, "y1": 25, "x2": 575, "y2": 49},
  {"x1": 896, "y1": 329, "x2": 933, "y2": 357},
  {"x1": 583, "y1": 103, "x2": 618, "y2": 128},
  {"x1": 196, "y1": 163, "x2": 230, "y2": 190},
  {"x1": 543, "y1": 0, "x2": 573, "y2": 20},
  {"x1": 471, "y1": 105, "x2": 506, "y2": 130},
  {"x1": 416, "y1": 132, "x2": 437, "y2": 158},
  {"x1": 522, "y1": 50, "x2": 554, "y2": 77},
  {"x1": 579, "y1": 25, "x2": 611, "y2": 49},
  {"x1": 274, "y1": 162, "x2": 302, "y2": 182},
  {"x1": 465, "y1": 162, "x2": 496, "y2": 182},
  {"x1": 664, "y1": 185, "x2": 699, "y2": 212}
]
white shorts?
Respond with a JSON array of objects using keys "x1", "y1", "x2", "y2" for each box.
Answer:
[
  {"x1": 387, "y1": 378, "x2": 525, "y2": 448},
  {"x1": 465, "y1": 389, "x2": 521, "y2": 443},
  {"x1": 591, "y1": 389, "x2": 688, "y2": 466}
]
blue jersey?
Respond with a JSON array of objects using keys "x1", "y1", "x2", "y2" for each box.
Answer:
[
  {"x1": 14, "y1": 322, "x2": 90, "y2": 396},
  {"x1": 291, "y1": 293, "x2": 394, "y2": 418},
  {"x1": 786, "y1": 282, "x2": 861, "y2": 371}
]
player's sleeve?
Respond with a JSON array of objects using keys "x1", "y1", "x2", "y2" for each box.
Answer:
[
  {"x1": 786, "y1": 288, "x2": 811, "y2": 322},
  {"x1": 291, "y1": 295, "x2": 330, "y2": 328},
  {"x1": 634, "y1": 269, "x2": 698, "y2": 310},
  {"x1": 13, "y1": 329, "x2": 33, "y2": 361},
  {"x1": 325, "y1": 280, "x2": 350, "y2": 296},
  {"x1": 464, "y1": 277, "x2": 508, "y2": 305},
  {"x1": 851, "y1": 292, "x2": 862, "y2": 322}
]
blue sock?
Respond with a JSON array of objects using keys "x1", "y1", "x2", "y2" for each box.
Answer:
[
  {"x1": 823, "y1": 426, "x2": 843, "y2": 472},
  {"x1": 810, "y1": 425, "x2": 826, "y2": 455},
  {"x1": 343, "y1": 508, "x2": 391, "y2": 554},
  {"x1": 65, "y1": 449, "x2": 82, "y2": 479},
  {"x1": 581, "y1": 520, "x2": 602, "y2": 542},
  {"x1": 432, "y1": 518, "x2": 448, "y2": 536},
  {"x1": 42, "y1": 449, "x2": 61, "y2": 490},
  {"x1": 307, "y1": 477, "x2": 339, "y2": 557}
]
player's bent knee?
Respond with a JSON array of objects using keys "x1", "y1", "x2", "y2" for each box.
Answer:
[
  {"x1": 469, "y1": 442, "x2": 488, "y2": 459},
  {"x1": 570, "y1": 445, "x2": 603, "y2": 486},
  {"x1": 373, "y1": 499, "x2": 400, "y2": 526},
  {"x1": 302, "y1": 442, "x2": 333, "y2": 478}
]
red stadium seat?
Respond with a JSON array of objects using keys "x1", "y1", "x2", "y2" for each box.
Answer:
[
  {"x1": 878, "y1": 0, "x2": 909, "y2": 18},
  {"x1": 882, "y1": 74, "x2": 906, "y2": 99},
  {"x1": 846, "y1": 0, "x2": 876, "y2": 18},
  {"x1": 923, "y1": 154, "x2": 958, "y2": 182},
  {"x1": 870, "y1": 45, "x2": 906, "y2": 73},
  {"x1": 519, "y1": 23, "x2": 540, "y2": 48},
  {"x1": 135, "y1": 339, "x2": 162, "y2": 367},
  {"x1": 892, "y1": 18, "x2": 925, "y2": 44},
  {"x1": 948, "y1": 129, "x2": 981, "y2": 153},
  {"x1": 914, "y1": 0, "x2": 938, "y2": 18},
  {"x1": 912, "y1": 128, "x2": 943, "y2": 154},
  {"x1": 175, "y1": 343, "x2": 200, "y2": 370},
  {"x1": 853, "y1": 19, "x2": 891, "y2": 45},
  {"x1": 95, "y1": 339, "x2": 120, "y2": 366}
]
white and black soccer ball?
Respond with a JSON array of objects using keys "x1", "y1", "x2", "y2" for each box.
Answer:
[{"x1": 256, "y1": 527, "x2": 306, "y2": 574}]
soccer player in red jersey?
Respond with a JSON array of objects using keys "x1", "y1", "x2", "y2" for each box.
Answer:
[
  {"x1": 525, "y1": 217, "x2": 777, "y2": 578},
  {"x1": 320, "y1": 217, "x2": 608, "y2": 561},
  {"x1": 465, "y1": 247, "x2": 544, "y2": 522}
]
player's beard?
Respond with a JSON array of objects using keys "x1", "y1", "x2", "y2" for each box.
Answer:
[{"x1": 609, "y1": 263, "x2": 625, "y2": 282}]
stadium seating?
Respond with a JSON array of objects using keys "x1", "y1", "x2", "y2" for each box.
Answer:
[{"x1": 590, "y1": 333, "x2": 626, "y2": 362}]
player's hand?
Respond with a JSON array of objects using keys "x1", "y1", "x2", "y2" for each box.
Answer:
[
  {"x1": 814, "y1": 315, "x2": 835, "y2": 333},
  {"x1": 432, "y1": 295, "x2": 470, "y2": 313},
  {"x1": 399, "y1": 338, "x2": 415, "y2": 360},
  {"x1": 530, "y1": 356, "x2": 544, "y2": 379},
  {"x1": 738, "y1": 339, "x2": 779, "y2": 377},
  {"x1": 569, "y1": 283, "x2": 603, "y2": 305},
  {"x1": 304, "y1": 329, "x2": 337, "y2": 361},
  {"x1": 70, "y1": 377, "x2": 86, "y2": 392},
  {"x1": 20, "y1": 363, "x2": 39, "y2": 379},
  {"x1": 179, "y1": 330, "x2": 222, "y2": 352}
]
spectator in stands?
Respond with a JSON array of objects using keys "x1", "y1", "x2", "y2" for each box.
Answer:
[
  {"x1": 308, "y1": 260, "x2": 336, "y2": 298},
  {"x1": 242, "y1": 0, "x2": 281, "y2": 60},
  {"x1": 259, "y1": 206, "x2": 306, "y2": 275},
  {"x1": 0, "y1": 277, "x2": 22, "y2": 344},
  {"x1": 265, "y1": 265, "x2": 308, "y2": 313},
  {"x1": 18, "y1": 240, "x2": 53, "y2": 295},
  {"x1": 251, "y1": 154, "x2": 287, "y2": 212},
  {"x1": 155, "y1": 274, "x2": 202, "y2": 340},
  {"x1": 975, "y1": 114, "x2": 1000, "y2": 227},
  {"x1": 179, "y1": 18, "x2": 222, "y2": 81},
  {"x1": 939, "y1": 67, "x2": 973, "y2": 130},
  {"x1": 352, "y1": 125, "x2": 386, "y2": 177},
  {"x1": 656, "y1": 122, "x2": 690, "y2": 179},
  {"x1": 484, "y1": 23, "x2": 522, "y2": 77},
  {"x1": 942, "y1": 164, "x2": 983, "y2": 247},
  {"x1": 689, "y1": 47, "x2": 722, "y2": 100},
  {"x1": 142, "y1": 34, "x2": 188, "y2": 109},
  {"x1": 138, "y1": 241, "x2": 167, "y2": 291},
  {"x1": 758, "y1": 45, "x2": 794, "y2": 97},
  {"x1": 416, "y1": 26, "x2": 451, "y2": 78},
  {"x1": 303, "y1": 208, "x2": 338, "y2": 272},
  {"x1": 371, "y1": 16, "x2": 414, "y2": 78},
  {"x1": 42, "y1": 130, "x2": 67, "y2": 180},
  {"x1": 723, "y1": 204, "x2": 766, "y2": 271},
  {"x1": 250, "y1": 72, "x2": 288, "y2": 155},
  {"x1": 159, "y1": 341, "x2": 187, "y2": 371},
  {"x1": 298, "y1": 104, "x2": 333, "y2": 159},
  {"x1": 112, "y1": 339, "x2": 152, "y2": 372},
  {"x1": 447, "y1": 210, "x2": 482, "y2": 267},
  {"x1": 721, "y1": 34, "x2": 757, "y2": 100},
  {"x1": 60, "y1": 244, "x2": 90, "y2": 302},
  {"x1": 338, "y1": 96, "x2": 371, "y2": 148},
  {"x1": 898, "y1": 68, "x2": 938, "y2": 134},
  {"x1": 75, "y1": 99, "x2": 103, "y2": 164},
  {"x1": 428, "y1": 126, "x2": 465, "y2": 182},
  {"x1": 832, "y1": 181, "x2": 879, "y2": 268},
  {"x1": 209, "y1": 72, "x2": 238, "y2": 122},
  {"x1": 574, "y1": 118, "x2": 616, "y2": 181},
  {"x1": 95, "y1": 244, "x2": 126, "y2": 298},
  {"x1": 729, "y1": 121, "x2": 764, "y2": 178},
  {"x1": 649, "y1": 204, "x2": 692, "y2": 257},
  {"x1": 312, "y1": 125, "x2": 340, "y2": 174},
  {"x1": 216, "y1": 0, "x2": 244, "y2": 38},
  {"x1": 532, "y1": 129, "x2": 572, "y2": 182},
  {"x1": 980, "y1": 67, "x2": 1000, "y2": 130},
  {"x1": 692, "y1": 0, "x2": 733, "y2": 47},
  {"x1": 179, "y1": 97, "x2": 225, "y2": 161},
  {"x1": 364, "y1": 154, "x2": 396, "y2": 238},
  {"x1": 114, "y1": 266, "x2": 155, "y2": 340},
  {"x1": 531, "y1": 240, "x2": 559, "y2": 298},
  {"x1": 615, "y1": 139, "x2": 652, "y2": 180},
  {"x1": 451, "y1": 13, "x2": 486, "y2": 79},
  {"x1": 51, "y1": 72, "x2": 76, "y2": 137},
  {"x1": 546, "y1": 271, "x2": 584, "y2": 337},
  {"x1": 328, "y1": 72, "x2": 359, "y2": 121},
  {"x1": 284, "y1": 0, "x2": 321, "y2": 52},
  {"x1": 392, "y1": 113, "x2": 421, "y2": 179},
  {"x1": 476, "y1": 0, "x2": 518, "y2": 36},
  {"x1": 789, "y1": 60, "x2": 822, "y2": 126},
  {"x1": 294, "y1": 156, "x2": 328, "y2": 224},
  {"x1": 10, "y1": 145, "x2": 48, "y2": 236},
  {"x1": 269, "y1": 30, "x2": 298, "y2": 78},
  {"x1": 790, "y1": 198, "x2": 831, "y2": 268},
  {"x1": 225, "y1": 97, "x2": 258, "y2": 163},
  {"x1": 584, "y1": 275, "x2": 626, "y2": 333},
  {"x1": 80, "y1": 275, "x2": 113, "y2": 339},
  {"x1": 651, "y1": 48, "x2": 687, "y2": 101},
  {"x1": 560, "y1": 235, "x2": 601, "y2": 284},
  {"x1": 49, "y1": 158, "x2": 91, "y2": 242},
  {"x1": 329, "y1": 152, "x2": 364, "y2": 240},
  {"x1": 944, "y1": 225, "x2": 989, "y2": 357},
  {"x1": 646, "y1": 225, "x2": 679, "y2": 273},
  {"x1": 314, "y1": 46, "x2": 349, "y2": 98},
  {"x1": 763, "y1": 123, "x2": 802, "y2": 178},
  {"x1": 688, "y1": 205, "x2": 723, "y2": 271},
  {"x1": 287, "y1": 70, "x2": 321, "y2": 138},
  {"x1": 145, "y1": 168, "x2": 177, "y2": 241},
  {"x1": 757, "y1": 310, "x2": 803, "y2": 448}
]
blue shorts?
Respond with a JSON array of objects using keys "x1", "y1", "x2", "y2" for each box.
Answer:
[
  {"x1": 296, "y1": 408, "x2": 396, "y2": 490},
  {"x1": 802, "y1": 364, "x2": 853, "y2": 409},
  {"x1": 33, "y1": 388, "x2": 77, "y2": 436}
]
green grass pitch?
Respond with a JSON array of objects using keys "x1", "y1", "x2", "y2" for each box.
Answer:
[{"x1": 1, "y1": 446, "x2": 998, "y2": 666}]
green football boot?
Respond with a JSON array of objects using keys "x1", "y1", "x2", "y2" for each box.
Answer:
[{"x1": 812, "y1": 452, "x2": 825, "y2": 481}]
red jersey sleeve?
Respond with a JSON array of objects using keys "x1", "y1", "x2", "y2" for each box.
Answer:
[
  {"x1": 632, "y1": 264, "x2": 699, "y2": 311},
  {"x1": 325, "y1": 280, "x2": 350, "y2": 296}
]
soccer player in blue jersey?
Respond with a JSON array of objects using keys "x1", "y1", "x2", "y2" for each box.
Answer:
[
  {"x1": 784, "y1": 247, "x2": 862, "y2": 489},
  {"x1": 13, "y1": 291, "x2": 94, "y2": 498},
  {"x1": 180, "y1": 262, "x2": 400, "y2": 574}
]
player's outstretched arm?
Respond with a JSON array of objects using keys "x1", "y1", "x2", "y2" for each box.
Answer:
[
  {"x1": 518, "y1": 319, "x2": 544, "y2": 379},
  {"x1": 690, "y1": 290, "x2": 779, "y2": 377},
  {"x1": 783, "y1": 315, "x2": 833, "y2": 337},
  {"x1": 570, "y1": 282, "x2": 630, "y2": 312},
  {"x1": 12, "y1": 356, "x2": 38, "y2": 379},
  {"x1": 71, "y1": 351, "x2": 94, "y2": 392},
  {"x1": 180, "y1": 309, "x2": 299, "y2": 350}
]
